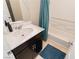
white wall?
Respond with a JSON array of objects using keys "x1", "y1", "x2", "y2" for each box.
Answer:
[
  {"x1": 52, "y1": 0, "x2": 75, "y2": 21},
  {"x1": 9, "y1": 0, "x2": 23, "y2": 21},
  {"x1": 20, "y1": 0, "x2": 40, "y2": 25}
]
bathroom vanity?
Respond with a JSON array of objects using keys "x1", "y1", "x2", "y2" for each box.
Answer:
[{"x1": 4, "y1": 21, "x2": 44, "y2": 58}]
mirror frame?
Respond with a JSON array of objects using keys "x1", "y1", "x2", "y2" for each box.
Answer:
[{"x1": 5, "y1": 0, "x2": 15, "y2": 22}]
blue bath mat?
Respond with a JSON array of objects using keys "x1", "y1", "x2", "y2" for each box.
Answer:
[{"x1": 40, "y1": 44, "x2": 66, "y2": 59}]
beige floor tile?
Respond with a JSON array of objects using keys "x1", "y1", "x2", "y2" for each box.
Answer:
[{"x1": 42, "y1": 39, "x2": 69, "y2": 53}]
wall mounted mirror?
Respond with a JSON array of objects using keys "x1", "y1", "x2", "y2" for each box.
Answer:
[{"x1": 4, "y1": 0, "x2": 40, "y2": 25}]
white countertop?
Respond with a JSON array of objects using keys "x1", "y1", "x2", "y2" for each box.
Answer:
[{"x1": 4, "y1": 23, "x2": 44, "y2": 51}]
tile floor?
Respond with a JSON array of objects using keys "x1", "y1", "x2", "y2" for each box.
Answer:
[{"x1": 35, "y1": 39, "x2": 69, "y2": 59}]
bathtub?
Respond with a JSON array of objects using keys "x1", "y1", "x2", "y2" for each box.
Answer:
[
  {"x1": 48, "y1": 32, "x2": 71, "y2": 48},
  {"x1": 48, "y1": 19, "x2": 74, "y2": 48}
]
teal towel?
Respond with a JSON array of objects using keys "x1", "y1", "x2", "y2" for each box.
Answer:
[{"x1": 39, "y1": 0, "x2": 49, "y2": 40}]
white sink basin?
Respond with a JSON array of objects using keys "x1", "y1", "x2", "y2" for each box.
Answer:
[
  {"x1": 5, "y1": 28, "x2": 33, "y2": 49},
  {"x1": 13, "y1": 28, "x2": 33, "y2": 37}
]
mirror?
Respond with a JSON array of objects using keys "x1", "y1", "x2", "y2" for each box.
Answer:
[{"x1": 4, "y1": 0, "x2": 40, "y2": 25}]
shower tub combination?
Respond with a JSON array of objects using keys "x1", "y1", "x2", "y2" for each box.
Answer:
[{"x1": 48, "y1": 18, "x2": 74, "y2": 48}]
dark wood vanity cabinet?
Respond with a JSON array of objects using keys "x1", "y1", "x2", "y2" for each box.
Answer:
[
  {"x1": 30, "y1": 34, "x2": 42, "y2": 53},
  {"x1": 12, "y1": 33, "x2": 42, "y2": 57}
]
